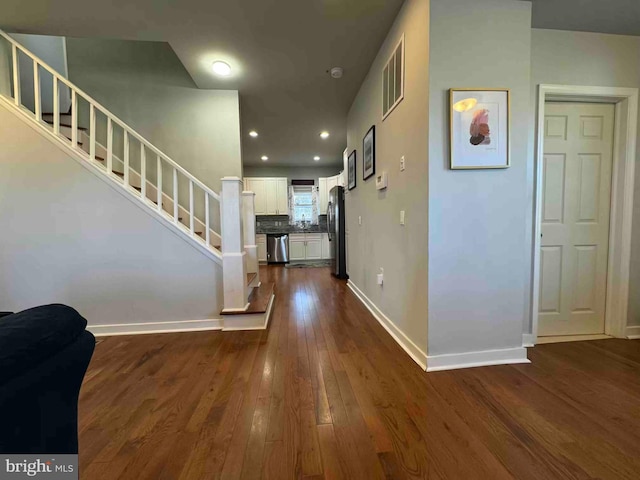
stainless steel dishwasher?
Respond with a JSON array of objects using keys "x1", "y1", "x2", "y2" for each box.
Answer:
[{"x1": 267, "y1": 234, "x2": 289, "y2": 264}]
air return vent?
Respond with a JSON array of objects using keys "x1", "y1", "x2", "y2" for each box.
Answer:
[{"x1": 382, "y1": 35, "x2": 405, "y2": 120}]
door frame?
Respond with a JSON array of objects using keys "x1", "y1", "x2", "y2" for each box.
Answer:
[{"x1": 531, "y1": 84, "x2": 638, "y2": 343}]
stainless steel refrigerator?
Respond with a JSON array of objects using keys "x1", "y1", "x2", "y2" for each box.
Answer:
[{"x1": 327, "y1": 186, "x2": 348, "y2": 279}]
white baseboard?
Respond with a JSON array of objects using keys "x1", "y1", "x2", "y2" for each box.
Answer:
[
  {"x1": 347, "y1": 280, "x2": 427, "y2": 370},
  {"x1": 522, "y1": 333, "x2": 535, "y2": 347},
  {"x1": 426, "y1": 347, "x2": 530, "y2": 372},
  {"x1": 626, "y1": 325, "x2": 640, "y2": 339},
  {"x1": 222, "y1": 294, "x2": 275, "y2": 331},
  {"x1": 88, "y1": 318, "x2": 223, "y2": 337},
  {"x1": 87, "y1": 295, "x2": 277, "y2": 337}
]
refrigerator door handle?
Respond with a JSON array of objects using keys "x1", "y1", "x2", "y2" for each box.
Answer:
[{"x1": 327, "y1": 201, "x2": 333, "y2": 241}]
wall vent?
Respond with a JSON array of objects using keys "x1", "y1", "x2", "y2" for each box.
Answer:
[{"x1": 382, "y1": 35, "x2": 405, "y2": 120}]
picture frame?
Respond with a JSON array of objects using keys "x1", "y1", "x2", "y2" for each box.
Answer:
[
  {"x1": 347, "y1": 150, "x2": 357, "y2": 190},
  {"x1": 449, "y1": 88, "x2": 510, "y2": 169},
  {"x1": 363, "y1": 125, "x2": 375, "y2": 181}
]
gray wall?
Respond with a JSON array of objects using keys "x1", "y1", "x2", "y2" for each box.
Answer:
[
  {"x1": 0, "y1": 36, "x2": 10, "y2": 97},
  {"x1": 0, "y1": 103, "x2": 223, "y2": 326},
  {"x1": 10, "y1": 33, "x2": 72, "y2": 114},
  {"x1": 428, "y1": 0, "x2": 532, "y2": 356},
  {"x1": 530, "y1": 29, "x2": 640, "y2": 327},
  {"x1": 65, "y1": 37, "x2": 242, "y2": 194},
  {"x1": 346, "y1": 0, "x2": 430, "y2": 356},
  {"x1": 243, "y1": 165, "x2": 342, "y2": 185}
]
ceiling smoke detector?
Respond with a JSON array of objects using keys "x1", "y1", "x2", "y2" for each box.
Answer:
[{"x1": 329, "y1": 67, "x2": 343, "y2": 79}]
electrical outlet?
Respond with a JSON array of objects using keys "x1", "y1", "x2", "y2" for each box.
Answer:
[
  {"x1": 400, "y1": 156, "x2": 405, "y2": 171},
  {"x1": 400, "y1": 210, "x2": 405, "y2": 226},
  {"x1": 358, "y1": 215, "x2": 362, "y2": 226},
  {"x1": 377, "y1": 267, "x2": 384, "y2": 286}
]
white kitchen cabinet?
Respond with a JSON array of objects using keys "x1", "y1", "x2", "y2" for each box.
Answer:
[
  {"x1": 321, "y1": 233, "x2": 333, "y2": 259},
  {"x1": 289, "y1": 233, "x2": 324, "y2": 261},
  {"x1": 243, "y1": 177, "x2": 288, "y2": 215},
  {"x1": 318, "y1": 173, "x2": 343, "y2": 216},
  {"x1": 289, "y1": 234, "x2": 307, "y2": 261},
  {"x1": 305, "y1": 234, "x2": 322, "y2": 260},
  {"x1": 245, "y1": 178, "x2": 267, "y2": 215},
  {"x1": 277, "y1": 178, "x2": 288, "y2": 215},
  {"x1": 256, "y1": 234, "x2": 267, "y2": 263},
  {"x1": 265, "y1": 178, "x2": 278, "y2": 215},
  {"x1": 326, "y1": 176, "x2": 338, "y2": 196},
  {"x1": 319, "y1": 178, "x2": 328, "y2": 215}
]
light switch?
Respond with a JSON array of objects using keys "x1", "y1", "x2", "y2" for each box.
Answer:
[
  {"x1": 358, "y1": 215, "x2": 362, "y2": 225},
  {"x1": 377, "y1": 268, "x2": 384, "y2": 286},
  {"x1": 400, "y1": 156, "x2": 405, "y2": 171},
  {"x1": 400, "y1": 210, "x2": 405, "y2": 225}
]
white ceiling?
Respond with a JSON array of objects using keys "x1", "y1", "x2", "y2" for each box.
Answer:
[
  {"x1": 530, "y1": 0, "x2": 640, "y2": 36},
  {"x1": 0, "y1": 0, "x2": 405, "y2": 168},
  {"x1": 4, "y1": 1, "x2": 636, "y2": 170}
]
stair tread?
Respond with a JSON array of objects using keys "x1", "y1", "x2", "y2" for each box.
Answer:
[
  {"x1": 43, "y1": 118, "x2": 87, "y2": 130},
  {"x1": 222, "y1": 282, "x2": 274, "y2": 316}
]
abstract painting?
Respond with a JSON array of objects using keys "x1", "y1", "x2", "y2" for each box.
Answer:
[
  {"x1": 348, "y1": 150, "x2": 357, "y2": 190},
  {"x1": 363, "y1": 125, "x2": 375, "y2": 181},
  {"x1": 450, "y1": 89, "x2": 510, "y2": 169}
]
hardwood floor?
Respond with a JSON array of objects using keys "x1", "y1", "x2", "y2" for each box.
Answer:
[{"x1": 79, "y1": 266, "x2": 640, "y2": 479}]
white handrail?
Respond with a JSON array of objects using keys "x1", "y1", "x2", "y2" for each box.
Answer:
[{"x1": 0, "y1": 28, "x2": 221, "y2": 203}]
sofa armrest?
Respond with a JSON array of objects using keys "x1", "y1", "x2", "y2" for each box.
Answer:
[{"x1": 0, "y1": 304, "x2": 89, "y2": 385}]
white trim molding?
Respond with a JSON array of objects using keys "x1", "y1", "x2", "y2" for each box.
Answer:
[
  {"x1": 222, "y1": 294, "x2": 275, "y2": 331},
  {"x1": 347, "y1": 280, "x2": 427, "y2": 370},
  {"x1": 426, "y1": 347, "x2": 530, "y2": 372},
  {"x1": 530, "y1": 84, "x2": 638, "y2": 344},
  {"x1": 88, "y1": 319, "x2": 223, "y2": 337},
  {"x1": 626, "y1": 326, "x2": 640, "y2": 339},
  {"x1": 522, "y1": 333, "x2": 535, "y2": 348}
]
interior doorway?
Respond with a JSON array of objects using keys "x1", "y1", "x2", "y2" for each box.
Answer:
[
  {"x1": 531, "y1": 85, "x2": 638, "y2": 345},
  {"x1": 538, "y1": 102, "x2": 615, "y2": 338}
]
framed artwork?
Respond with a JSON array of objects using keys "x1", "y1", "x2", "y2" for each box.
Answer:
[
  {"x1": 347, "y1": 150, "x2": 357, "y2": 190},
  {"x1": 363, "y1": 125, "x2": 375, "y2": 181},
  {"x1": 449, "y1": 88, "x2": 510, "y2": 169}
]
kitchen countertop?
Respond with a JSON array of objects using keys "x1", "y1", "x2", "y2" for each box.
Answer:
[{"x1": 256, "y1": 225, "x2": 328, "y2": 235}]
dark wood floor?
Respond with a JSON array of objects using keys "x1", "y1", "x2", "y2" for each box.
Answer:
[{"x1": 79, "y1": 266, "x2": 640, "y2": 479}]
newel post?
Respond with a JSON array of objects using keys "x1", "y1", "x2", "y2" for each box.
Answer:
[
  {"x1": 221, "y1": 177, "x2": 249, "y2": 312},
  {"x1": 242, "y1": 191, "x2": 260, "y2": 287}
]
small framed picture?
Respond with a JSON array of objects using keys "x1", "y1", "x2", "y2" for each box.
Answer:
[
  {"x1": 449, "y1": 88, "x2": 510, "y2": 169},
  {"x1": 363, "y1": 125, "x2": 375, "y2": 180},
  {"x1": 348, "y1": 150, "x2": 357, "y2": 190}
]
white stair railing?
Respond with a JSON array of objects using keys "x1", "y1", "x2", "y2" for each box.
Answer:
[{"x1": 0, "y1": 30, "x2": 222, "y2": 255}]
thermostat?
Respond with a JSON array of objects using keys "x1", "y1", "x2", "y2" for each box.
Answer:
[{"x1": 375, "y1": 172, "x2": 388, "y2": 190}]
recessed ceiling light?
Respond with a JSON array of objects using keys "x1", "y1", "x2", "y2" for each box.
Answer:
[
  {"x1": 249, "y1": 130, "x2": 258, "y2": 137},
  {"x1": 320, "y1": 131, "x2": 330, "y2": 139},
  {"x1": 212, "y1": 61, "x2": 231, "y2": 76},
  {"x1": 313, "y1": 156, "x2": 320, "y2": 161},
  {"x1": 261, "y1": 155, "x2": 269, "y2": 161}
]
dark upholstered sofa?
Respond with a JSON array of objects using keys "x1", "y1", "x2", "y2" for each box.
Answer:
[{"x1": 0, "y1": 304, "x2": 95, "y2": 454}]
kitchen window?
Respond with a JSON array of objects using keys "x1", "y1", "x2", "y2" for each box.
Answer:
[{"x1": 291, "y1": 185, "x2": 317, "y2": 224}]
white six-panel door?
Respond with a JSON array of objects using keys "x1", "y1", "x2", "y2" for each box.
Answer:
[{"x1": 539, "y1": 103, "x2": 615, "y2": 336}]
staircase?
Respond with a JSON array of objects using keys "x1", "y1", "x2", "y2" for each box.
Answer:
[{"x1": 0, "y1": 29, "x2": 274, "y2": 330}]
